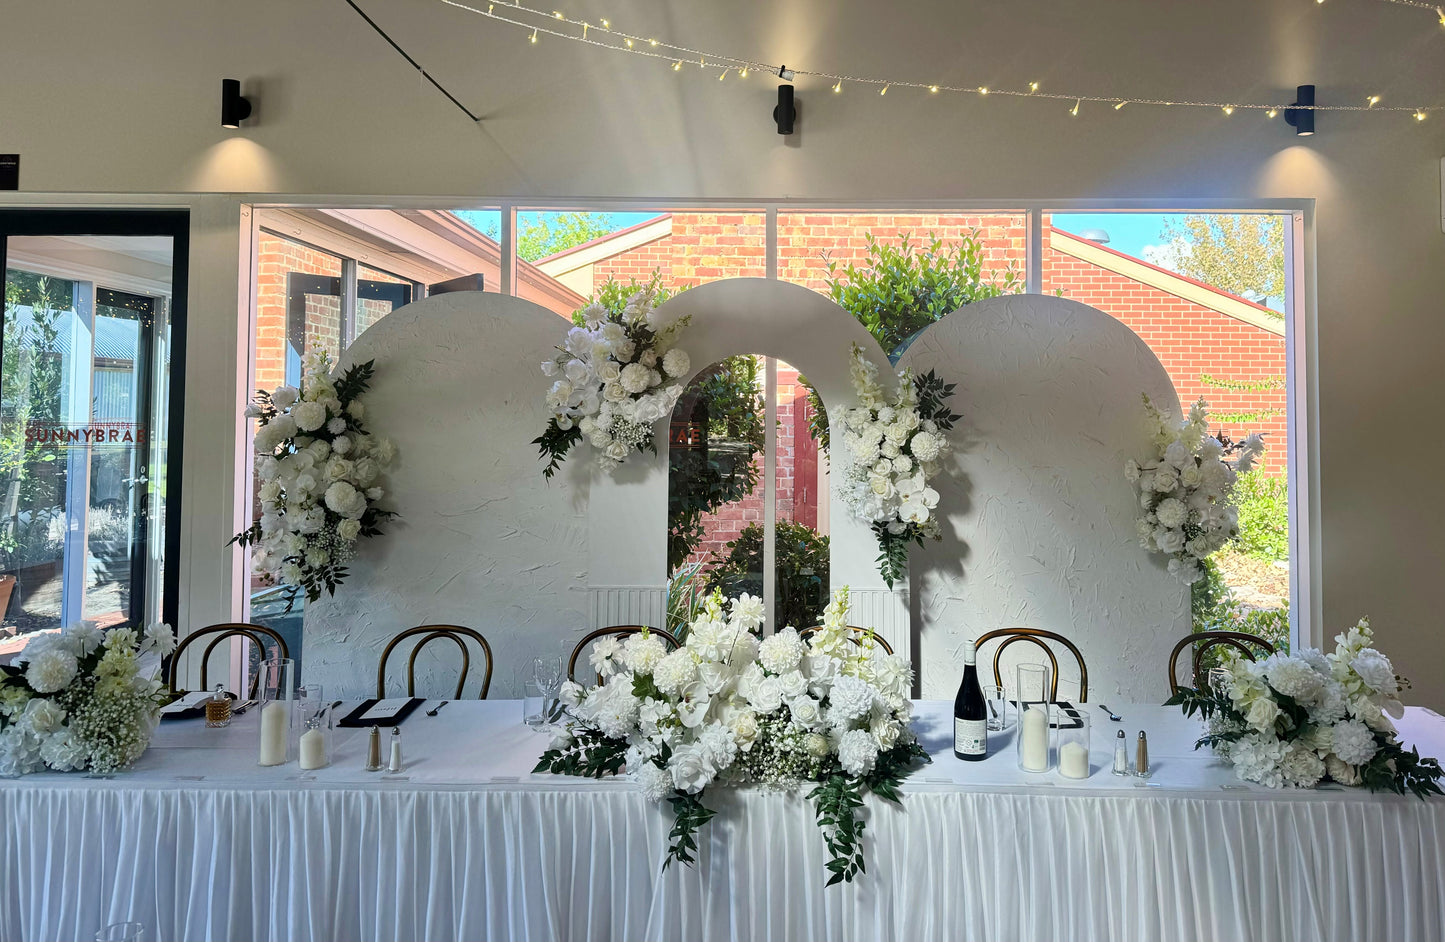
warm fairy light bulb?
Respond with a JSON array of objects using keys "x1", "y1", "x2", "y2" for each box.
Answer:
[
  {"x1": 1438, "y1": 6, "x2": 1444, "y2": 26},
  {"x1": 880, "y1": 84, "x2": 889, "y2": 96},
  {"x1": 1267, "y1": 108, "x2": 1278, "y2": 118},
  {"x1": 718, "y1": 69, "x2": 726, "y2": 81},
  {"x1": 1029, "y1": 81, "x2": 1039, "y2": 92},
  {"x1": 1070, "y1": 98, "x2": 1080, "y2": 116},
  {"x1": 1366, "y1": 95, "x2": 1380, "y2": 107},
  {"x1": 553, "y1": 10, "x2": 563, "y2": 18},
  {"x1": 978, "y1": 86, "x2": 989, "y2": 95},
  {"x1": 739, "y1": 67, "x2": 748, "y2": 78},
  {"x1": 1416, "y1": 110, "x2": 1429, "y2": 121},
  {"x1": 1114, "y1": 100, "x2": 1127, "y2": 110},
  {"x1": 1222, "y1": 106, "x2": 1234, "y2": 115},
  {"x1": 671, "y1": 60, "x2": 682, "y2": 71},
  {"x1": 487, "y1": 2, "x2": 494, "y2": 11},
  {"x1": 833, "y1": 80, "x2": 842, "y2": 93},
  {"x1": 929, "y1": 85, "x2": 939, "y2": 93},
  {"x1": 600, "y1": 18, "x2": 609, "y2": 28},
  {"x1": 529, "y1": 28, "x2": 537, "y2": 43},
  {"x1": 625, "y1": 38, "x2": 633, "y2": 47}
]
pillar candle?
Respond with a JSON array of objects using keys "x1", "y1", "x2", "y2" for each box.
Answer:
[
  {"x1": 1060, "y1": 741, "x2": 1090, "y2": 779},
  {"x1": 1021, "y1": 705, "x2": 1049, "y2": 771},
  {"x1": 258, "y1": 701, "x2": 289, "y2": 766},
  {"x1": 298, "y1": 728, "x2": 327, "y2": 770}
]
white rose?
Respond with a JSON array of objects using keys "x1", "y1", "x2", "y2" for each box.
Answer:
[
  {"x1": 272, "y1": 386, "x2": 300, "y2": 408},
  {"x1": 669, "y1": 746, "x2": 715, "y2": 794},
  {"x1": 730, "y1": 710, "x2": 760, "y2": 749},
  {"x1": 789, "y1": 695, "x2": 824, "y2": 729},
  {"x1": 336, "y1": 518, "x2": 362, "y2": 541},
  {"x1": 258, "y1": 480, "x2": 282, "y2": 502}
]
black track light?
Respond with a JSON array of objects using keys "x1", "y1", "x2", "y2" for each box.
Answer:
[
  {"x1": 221, "y1": 79, "x2": 253, "y2": 129},
  {"x1": 774, "y1": 84, "x2": 796, "y2": 135},
  {"x1": 1284, "y1": 84, "x2": 1315, "y2": 137}
]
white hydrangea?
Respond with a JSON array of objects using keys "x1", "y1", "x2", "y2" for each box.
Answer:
[{"x1": 1280, "y1": 743, "x2": 1326, "y2": 788}]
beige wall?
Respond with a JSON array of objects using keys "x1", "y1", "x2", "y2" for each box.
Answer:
[{"x1": 2, "y1": 1, "x2": 1443, "y2": 702}]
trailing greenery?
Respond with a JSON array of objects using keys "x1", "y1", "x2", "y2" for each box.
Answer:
[
  {"x1": 1231, "y1": 469, "x2": 1289, "y2": 562},
  {"x1": 805, "y1": 231, "x2": 1021, "y2": 450},
  {"x1": 531, "y1": 726, "x2": 629, "y2": 778},
  {"x1": 1200, "y1": 373, "x2": 1285, "y2": 392},
  {"x1": 704, "y1": 521, "x2": 830, "y2": 629},
  {"x1": 1212, "y1": 408, "x2": 1284, "y2": 424},
  {"x1": 664, "y1": 791, "x2": 718, "y2": 868},
  {"x1": 668, "y1": 355, "x2": 765, "y2": 570},
  {"x1": 808, "y1": 739, "x2": 929, "y2": 885}
]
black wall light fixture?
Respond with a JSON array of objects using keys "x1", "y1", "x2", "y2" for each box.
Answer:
[
  {"x1": 1284, "y1": 84, "x2": 1315, "y2": 137},
  {"x1": 774, "y1": 83, "x2": 796, "y2": 135},
  {"x1": 221, "y1": 79, "x2": 253, "y2": 128}
]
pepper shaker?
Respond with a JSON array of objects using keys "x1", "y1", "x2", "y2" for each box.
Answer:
[
  {"x1": 1134, "y1": 730, "x2": 1151, "y2": 777},
  {"x1": 365, "y1": 726, "x2": 383, "y2": 771}
]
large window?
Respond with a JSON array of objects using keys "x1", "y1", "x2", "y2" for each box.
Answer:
[
  {"x1": 1, "y1": 211, "x2": 187, "y2": 662},
  {"x1": 242, "y1": 202, "x2": 1307, "y2": 651}
]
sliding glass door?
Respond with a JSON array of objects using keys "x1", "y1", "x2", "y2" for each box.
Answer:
[{"x1": 0, "y1": 211, "x2": 187, "y2": 658}]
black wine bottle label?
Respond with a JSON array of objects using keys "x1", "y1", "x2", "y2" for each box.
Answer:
[{"x1": 954, "y1": 718, "x2": 987, "y2": 756}]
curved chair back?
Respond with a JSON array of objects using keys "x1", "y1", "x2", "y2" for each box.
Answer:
[
  {"x1": 798, "y1": 625, "x2": 895, "y2": 656},
  {"x1": 1167, "y1": 630, "x2": 1276, "y2": 694},
  {"x1": 975, "y1": 628, "x2": 1088, "y2": 702},
  {"x1": 168, "y1": 623, "x2": 289, "y2": 696},
  {"x1": 568, "y1": 626, "x2": 681, "y2": 684},
  {"x1": 377, "y1": 625, "x2": 494, "y2": 700}
]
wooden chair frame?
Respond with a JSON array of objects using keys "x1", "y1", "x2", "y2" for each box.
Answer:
[
  {"x1": 798, "y1": 625, "x2": 894, "y2": 656},
  {"x1": 377, "y1": 625, "x2": 494, "y2": 700},
  {"x1": 975, "y1": 628, "x2": 1089, "y2": 702},
  {"x1": 1167, "y1": 630, "x2": 1276, "y2": 694},
  {"x1": 167, "y1": 623, "x2": 289, "y2": 696},
  {"x1": 568, "y1": 626, "x2": 681, "y2": 683}
]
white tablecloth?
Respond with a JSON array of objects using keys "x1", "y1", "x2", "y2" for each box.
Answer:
[{"x1": 2, "y1": 701, "x2": 1444, "y2": 942}]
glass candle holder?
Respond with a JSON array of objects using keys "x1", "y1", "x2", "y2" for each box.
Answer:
[
  {"x1": 294, "y1": 686, "x2": 331, "y2": 771},
  {"x1": 1016, "y1": 663, "x2": 1053, "y2": 773},
  {"x1": 257, "y1": 657, "x2": 295, "y2": 767},
  {"x1": 1056, "y1": 705, "x2": 1091, "y2": 779}
]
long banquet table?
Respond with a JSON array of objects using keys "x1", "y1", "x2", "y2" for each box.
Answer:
[{"x1": 2, "y1": 700, "x2": 1444, "y2": 942}]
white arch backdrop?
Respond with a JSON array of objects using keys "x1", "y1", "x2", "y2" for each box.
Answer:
[{"x1": 304, "y1": 282, "x2": 1185, "y2": 700}]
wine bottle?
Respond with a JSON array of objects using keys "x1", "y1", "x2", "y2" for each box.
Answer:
[{"x1": 954, "y1": 639, "x2": 987, "y2": 760}]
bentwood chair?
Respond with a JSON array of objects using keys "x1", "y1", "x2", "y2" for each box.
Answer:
[
  {"x1": 975, "y1": 628, "x2": 1089, "y2": 702},
  {"x1": 1167, "y1": 630, "x2": 1276, "y2": 695},
  {"x1": 798, "y1": 625, "x2": 895, "y2": 656},
  {"x1": 167, "y1": 623, "x2": 289, "y2": 697},
  {"x1": 377, "y1": 625, "x2": 494, "y2": 699},
  {"x1": 567, "y1": 626, "x2": 681, "y2": 684}
]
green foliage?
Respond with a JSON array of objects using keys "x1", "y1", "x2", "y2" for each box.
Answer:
[
  {"x1": 573, "y1": 271, "x2": 684, "y2": 327},
  {"x1": 1160, "y1": 214, "x2": 1286, "y2": 312},
  {"x1": 807, "y1": 231, "x2": 1013, "y2": 449},
  {"x1": 705, "y1": 521, "x2": 830, "y2": 630},
  {"x1": 1231, "y1": 469, "x2": 1289, "y2": 562},
  {"x1": 517, "y1": 212, "x2": 619, "y2": 263},
  {"x1": 532, "y1": 726, "x2": 629, "y2": 778},
  {"x1": 668, "y1": 356, "x2": 764, "y2": 570},
  {"x1": 809, "y1": 773, "x2": 867, "y2": 885},
  {"x1": 665, "y1": 560, "x2": 708, "y2": 638},
  {"x1": 1, "y1": 272, "x2": 69, "y2": 567},
  {"x1": 664, "y1": 791, "x2": 718, "y2": 868},
  {"x1": 824, "y1": 231, "x2": 1023, "y2": 358},
  {"x1": 533, "y1": 421, "x2": 583, "y2": 479},
  {"x1": 1200, "y1": 373, "x2": 1285, "y2": 392}
]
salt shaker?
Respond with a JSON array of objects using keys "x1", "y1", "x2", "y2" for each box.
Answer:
[
  {"x1": 388, "y1": 726, "x2": 403, "y2": 773},
  {"x1": 1112, "y1": 729, "x2": 1129, "y2": 775}
]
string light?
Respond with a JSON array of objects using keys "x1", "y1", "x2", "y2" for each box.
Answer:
[
  {"x1": 437, "y1": 0, "x2": 1440, "y2": 123},
  {"x1": 879, "y1": 84, "x2": 889, "y2": 95},
  {"x1": 718, "y1": 69, "x2": 726, "y2": 80},
  {"x1": 1222, "y1": 105, "x2": 1234, "y2": 115}
]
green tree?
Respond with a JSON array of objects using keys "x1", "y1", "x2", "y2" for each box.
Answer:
[
  {"x1": 1159, "y1": 215, "x2": 1286, "y2": 312},
  {"x1": 457, "y1": 211, "x2": 621, "y2": 263},
  {"x1": 705, "y1": 520, "x2": 831, "y2": 630}
]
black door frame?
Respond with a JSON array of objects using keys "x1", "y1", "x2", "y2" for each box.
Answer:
[{"x1": 0, "y1": 209, "x2": 189, "y2": 630}]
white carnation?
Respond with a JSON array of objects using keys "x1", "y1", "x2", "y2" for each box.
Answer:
[
  {"x1": 633, "y1": 761, "x2": 673, "y2": 802},
  {"x1": 1261, "y1": 654, "x2": 1326, "y2": 705},
  {"x1": 837, "y1": 728, "x2": 879, "y2": 776},
  {"x1": 1155, "y1": 497, "x2": 1188, "y2": 530},
  {"x1": 293, "y1": 401, "x2": 327, "y2": 433},
  {"x1": 323, "y1": 481, "x2": 367, "y2": 518},
  {"x1": 1330, "y1": 720, "x2": 1379, "y2": 766},
  {"x1": 662, "y1": 348, "x2": 691, "y2": 379},
  {"x1": 827, "y1": 674, "x2": 876, "y2": 724},
  {"x1": 1280, "y1": 742, "x2": 1326, "y2": 788},
  {"x1": 758, "y1": 628, "x2": 805, "y2": 674},
  {"x1": 24, "y1": 649, "x2": 77, "y2": 694},
  {"x1": 623, "y1": 633, "x2": 668, "y2": 674}
]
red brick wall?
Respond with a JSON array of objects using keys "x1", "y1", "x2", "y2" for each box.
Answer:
[
  {"x1": 1040, "y1": 232, "x2": 1288, "y2": 473},
  {"x1": 591, "y1": 212, "x2": 768, "y2": 287},
  {"x1": 254, "y1": 233, "x2": 343, "y2": 393}
]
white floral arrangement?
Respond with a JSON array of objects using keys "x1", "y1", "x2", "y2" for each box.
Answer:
[
  {"x1": 534, "y1": 283, "x2": 692, "y2": 477},
  {"x1": 535, "y1": 587, "x2": 929, "y2": 885},
  {"x1": 234, "y1": 351, "x2": 396, "y2": 607},
  {"x1": 838, "y1": 345, "x2": 958, "y2": 588},
  {"x1": 0, "y1": 621, "x2": 176, "y2": 775},
  {"x1": 1169, "y1": 618, "x2": 1443, "y2": 796},
  {"x1": 1126, "y1": 395, "x2": 1264, "y2": 584}
]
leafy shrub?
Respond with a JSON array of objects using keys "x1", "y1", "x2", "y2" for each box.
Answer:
[
  {"x1": 1231, "y1": 469, "x2": 1289, "y2": 562},
  {"x1": 806, "y1": 231, "x2": 1022, "y2": 448},
  {"x1": 705, "y1": 521, "x2": 830, "y2": 630},
  {"x1": 1188, "y1": 558, "x2": 1290, "y2": 679}
]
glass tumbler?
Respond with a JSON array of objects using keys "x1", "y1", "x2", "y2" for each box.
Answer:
[
  {"x1": 1056, "y1": 705, "x2": 1091, "y2": 779},
  {"x1": 983, "y1": 685, "x2": 1009, "y2": 731},
  {"x1": 523, "y1": 681, "x2": 547, "y2": 729},
  {"x1": 1016, "y1": 663, "x2": 1054, "y2": 773}
]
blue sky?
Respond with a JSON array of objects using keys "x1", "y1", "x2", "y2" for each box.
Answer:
[{"x1": 1050, "y1": 213, "x2": 1175, "y2": 259}]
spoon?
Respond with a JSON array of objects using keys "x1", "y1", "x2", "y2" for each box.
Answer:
[
  {"x1": 426, "y1": 700, "x2": 449, "y2": 717},
  {"x1": 1098, "y1": 704, "x2": 1122, "y2": 722}
]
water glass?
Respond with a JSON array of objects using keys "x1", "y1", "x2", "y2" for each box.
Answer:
[
  {"x1": 983, "y1": 685, "x2": 1009, "y2": 731},
  {"x1": 1016, "y1": 663, "x2": 1053, "y2": 773},
  {"x1": 1056, "y1": 705, "x2": 1092, "y2": 779},
  {"x1": 523, "y1": 681, "x2": 547, "y2": 729},
  {"x1": 95, "y1": 923, "x2": 144, "y2": 942}
]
